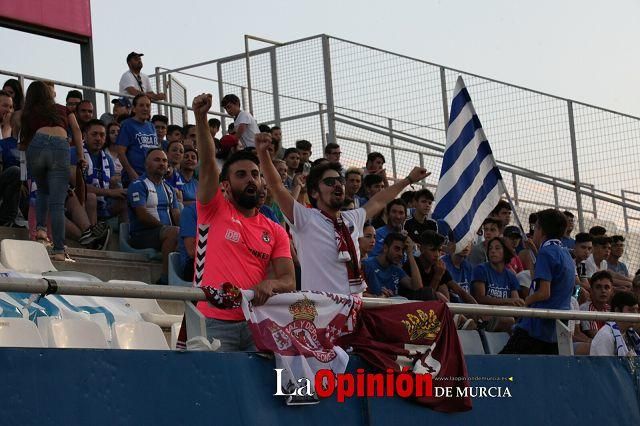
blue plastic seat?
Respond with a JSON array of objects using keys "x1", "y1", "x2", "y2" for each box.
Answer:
[
  {"x1": 118, "y1": 223, "x2": 161, "y2": 261},
  {"x1": 168, "y1": 252, "x2": 192, "y2": 287}
]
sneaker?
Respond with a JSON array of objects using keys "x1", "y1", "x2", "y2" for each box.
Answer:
[
  {"x1": 91, "y1": 227, "x2": 111, "y2": 250},
  {"x1": 92, "y1": 222, "x2": 110, "y2": 238},
  {"x1": 51, "y1": 252, "x2": 76, "y2": 262},
  {"x1": 78, "y1": 228, "x2": 96, "y2": 245}
]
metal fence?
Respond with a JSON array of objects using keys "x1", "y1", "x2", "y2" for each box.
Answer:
[{"x1": 150, "y1": 34, "x2": 640, "y2": 273}]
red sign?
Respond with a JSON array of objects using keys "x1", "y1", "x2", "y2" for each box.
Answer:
[{"x1": 0, "y1": 0, "x2": 92, "y2": 38}]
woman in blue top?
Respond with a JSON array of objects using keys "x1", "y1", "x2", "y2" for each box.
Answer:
[{"x1": 472, "y1": 237, "x2": 524, "y2": 332}]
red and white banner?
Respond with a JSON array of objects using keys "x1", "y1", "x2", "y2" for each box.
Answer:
[
  {"x1": 338, "y1": 301, "x2": 472, "y2": 412},
  {"x1": 242, "y1": 291, "x2": 360, "y2": 404}
]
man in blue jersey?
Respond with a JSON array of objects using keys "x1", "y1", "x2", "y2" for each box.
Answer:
[
  {"x1": 502, "y1": 209, "x2": 576, "y2": 354},
  {"x1": 561, "y1": 210, "x2": 576, "y2": 249},
  {"x1": 177, "y1": 203, "x2": 197, "y2": 282},
  {"x1": 127, "y1": 148, "x2": 180, "y2": 284},
  {"x1": 442, "y1": 241, "x2": 474, "y2": 302},
  {"x1": 179, "y1": 147, "x2": 198, "y2": 205},
  {"x1": 370, "y1": 199, "x2": 407, "y2": 257}
]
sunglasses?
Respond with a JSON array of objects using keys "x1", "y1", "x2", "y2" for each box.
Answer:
[{"x1": 321, "y1": 176, "x2": 345, "y2": 187}]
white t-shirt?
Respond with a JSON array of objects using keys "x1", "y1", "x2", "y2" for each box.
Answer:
[
  {"x1": 287, "y1": 203, "x2": 367, "y2": 295},
  {"x1": 584, "y1": 254, "x2": 607, "y2": 279},
  {"x1": 569, "y1": 297, "x2": 580, "y2": 335},
  {"x1": 590, "y1": 324, "x2": 618, "y2": 355},
  {"x1": 119, "y1": 70, "x2": 153, "y2": 95},
  {"x1": 234, "y1": 111, "x2": 259, "y2": 148}
]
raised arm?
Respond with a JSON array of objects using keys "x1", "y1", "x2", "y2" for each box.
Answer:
[
  {"x1": 363, "y1": 167, "x2": 429, "y2": 219},
  {"x1": 255, "y1": 133, "x2": 296, "y2": 223},
  {"x1": 193, "y1": 94, "x2": 220, "y2": 204}
]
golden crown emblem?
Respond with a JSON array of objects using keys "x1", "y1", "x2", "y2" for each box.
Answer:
[
  {"x1": 401, "y1": 309, "x2": 441, "y2": 341},
  {"x1": 289, "y1": 296, "x2": 318, "y2": 321}
]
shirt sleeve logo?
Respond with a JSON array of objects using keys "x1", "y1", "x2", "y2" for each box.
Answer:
[{"x1": 132, "y1": 192, "x2": 140, "y2": 202}]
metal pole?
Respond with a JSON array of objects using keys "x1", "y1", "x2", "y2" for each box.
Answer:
[
  {"x1": 79, "y1": 39, "x2": 97, "y2": 108},
  {"x1": 270, "y1": 48, "x2": 280, "y2": 126},
  {"x1": 388, "y1": 118, "x2": 398, "y2": 180},
  {"x1": 162, "y1": 72, "x2": 169, "y2": 116},
  {"x1": 167, "y1": 74, "x2": 174, "y2": 124},
  {"x1": 103, "y1": 93, "x2": 111, "y2": 119},
  {"x1": 622, "y1": 190, "x2": 630, "y2": 233},
  {"x1": 511, "y1": 174, "x2": 519, "y2": 206},
  {"x1": 552, "y1": 178, "x2": 560, "y2": 209},
  {"x1": 590, "y1": 184, "x2": 597, "y2": 218},
  {"x1": 567, "y1": 101, "x2": 585, "y2": 232},
  {"x1": 216, "y1": 62, "x2": 226, "y2": 135},
  {"x1": 319, "y1": 103, "x2": 327, "y2": 149},
  {"x1": 439, "y1": 67, "x2": 450, "y2": 131},
  {"x1": 244, "y1": 35, "x2": 254, "y2": 116},
  {"x1": 241, "y1": 87, "x2": 248, "y2": 111},
  {"x1": 182, "y1": 106, "x2": 188, "y2": 127},
  {"x1": 321, "y1": 35, "x2": 337, "y2": 145}
]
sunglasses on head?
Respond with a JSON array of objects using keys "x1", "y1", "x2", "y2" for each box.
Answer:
[{"x1": 321, "y1": 176, "x2": 345, "y2": 186}]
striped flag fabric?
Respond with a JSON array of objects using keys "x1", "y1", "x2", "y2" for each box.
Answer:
[{"x1": 432, "y1": 76, "x2": 505, "y2": 252}]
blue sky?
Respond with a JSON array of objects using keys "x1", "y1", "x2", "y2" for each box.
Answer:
[{"x1": 2, "y1": 0, "x2": 640, "y2": 116}]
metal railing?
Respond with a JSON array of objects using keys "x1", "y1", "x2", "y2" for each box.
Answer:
[{"x1": 1, "y1": 276, "x2": 638, "y2": 356}]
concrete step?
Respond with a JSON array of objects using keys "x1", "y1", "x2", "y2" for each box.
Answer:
[
  {"x1": 66, "y1": 247, "x2": 150, "y2": 263},
  {"x1": 52, "y1": 256, "x2": 162, "y2": 283}
]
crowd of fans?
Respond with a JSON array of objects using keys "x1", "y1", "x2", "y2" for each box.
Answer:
[{"x1": 0, "y1": 51, "x2": 638, "y2": 355}]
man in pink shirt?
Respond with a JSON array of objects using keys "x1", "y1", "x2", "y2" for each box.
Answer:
[{"x1": 192, "y1": 93, "x2": 294, "y2": 351}]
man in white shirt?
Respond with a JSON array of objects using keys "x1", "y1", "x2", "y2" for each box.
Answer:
[
  {"x1": 590, "y1": 291, "x2": 639, "y2": 356},
  {"x1": 119, "y1": 52, "x2": 166, "y2": 101},
  {"x1": 586, "y1": 235, "x2": 632, "y2": 290},
  {"x1": 221, "y1": 94, "x2": 259, "y2": 149},
  {"x1": 256, "y1": 133, "x2": 429, "y2": 295}
]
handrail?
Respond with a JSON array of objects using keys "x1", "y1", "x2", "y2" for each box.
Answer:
[{"x1": 1, "y1": 276, "x2": 638, "y2": 323}]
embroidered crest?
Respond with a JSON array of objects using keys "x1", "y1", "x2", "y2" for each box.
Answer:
[
  {"x1": 262, "y1": 231, "x2": 271, "y2": 243},
  {"x1": 401, "y1": 309, "x2": 441, "y2": 341}
]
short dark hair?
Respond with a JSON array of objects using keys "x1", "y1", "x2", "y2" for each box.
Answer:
[
  {"x1": 324, "y1": 143, "x2": 340, "y2": 154},
  {"x1": 151, "y1": 114, "x2": 168, "y2": 124},
  {"x1": 184, "y1": 147, "x2": 198, "y2": 159},
  {"x1": 528, "y1": 213, "x2": 538, "y2": 225},
  {"x1": 482, "y1": 217, "x2": 504, "y2": 231},
  {"x1": 563, "y1": 210, "x2": 575, "y2": 219},
  {"x1": 221, "y1": 94, "x2": 240, "y2": 107},
  {"x1": 535, "y1": 209, "x2": 567, "y2": 240},
  {"x1": 486, "y1": 237, "x2": 514, "y2": 264},
  {"x1": 167, "y1": 124, "x2": 182, "y2": 135},
  {"x1": 145, "y1": 147, "x2": 165, "y2": 159},
  {"x1": 82, "y1": 118, "x2": 105, "y2": 133},
  {"x1": 611, "y1": 291, "x2": 638, "y2": 313},
  {"x1": 590, "y1": 270, "x2": 613, "y2": 287},
  {"x1": 182, "y1": 124, "x2": 195, "y2": 137},
  {"x1": 66, "y1": 90, "x2": 83, "y2": 101},
  {"x1": 367, "y1": 152, "x2": 385, "y2": 164},
  {"x1": 283, "y1": 147, "x2": 300, "y2": 159},
  {"x1": 311, "y1": 158, "x2": 329, "y2": 167},
  {"x1": 208, "y1": 118, "x2": 221, "y2": 128},
  {"x1": 575, "y1": 232, "x2": 593, "y2": 244},
  {"x1": 306, "y1": 162, "x2": 342, "y2": 208},
  {"x1": 417, "y1": 230, "x2": 445, "y2": 249},
  {"x1": 132, "y1": 93, "x2": 149, "y2": 107},
  {"x1": 259, "y1": 124, "x2": 271, "y2": 133},
  {"x1": 491, "y1": 200, "x2": 511, "y2": 216},
  {"x1": 166, "y1": 140, "x2": 183, "y2": 152},
  {"x1": 220, "y1": 150, "x2": 259, "y2": 182},
  {"x1": 363, "y1": 173, "x2": 384, "y2": 189},
  {"x1": 383, "y1": 232, "x2": 407, "y2": 248},
  {"x1": 414, "y1": 189, "x2": 434, "y2": 202},
  {"x1": 400, "y1": 191, "x2": 415, "y2": 204},
  {"x1": 611, "y1": 235, "x2": 625, "y2": 244},
  {"x1": 592, "y1": 236, "x2": 612, "y2": 247},
  {"x1": 78, "y1": 99, "x2": 93, "y2": 108},
  {"x1": 589, "y1": 225, "x2": 607, "y2": 236},
  {"x1": 271, "y1": 125, "x2": 281, "y2": 132},
  {"x1": 386, "y1": 199, "x2": 407, "y2": 215},
  {"x1": 296, "y1": 139, "x2": 312, "y2": 151}
]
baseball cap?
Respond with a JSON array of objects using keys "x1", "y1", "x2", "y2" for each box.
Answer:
[
  {"x1": 112, "y1": 97, "x2": 132, "y2": 108},
  {"x1": 504, "y1": 225, "x2": 522, "y2": 237},
  {"x1": 219, "y1": 134, "x2": 239, "y2": 151},
  {"x1": 126, "y1": 51, "x2": 144, "y2": 62}
]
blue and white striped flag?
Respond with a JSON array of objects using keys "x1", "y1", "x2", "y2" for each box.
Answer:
[{"x1": 432, "y1": 76, "x2": 505, "y2": 252}]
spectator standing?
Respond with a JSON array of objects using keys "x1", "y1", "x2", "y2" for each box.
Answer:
[
  {"x1": 192, "y1": 93, "x2": 294, "y2": 351},
  {"x1": 65, "y1": 90, "x2": 82, "y2": 114},
  {"x1": 404, "y1": 189, "x2": 435, "y2": 243},
  {"x1": 503, "y1": 209, "x2": 576, "y2": 354},
  {"x1": 152, "y1": 114, "x2": 169, "y2": 151},
  {"x1": 323, "y1": 143, "x2": 341, "y2": 165},
  {"x1": 115, "y1": 94, "x2": 158, "y2": 185},
  {"x1": 0, "y1": 91, "x2": 21, "y2": 226},
  {"x1": 270, "y1": 126, "x2": 284, "y2": 159},
  {"x1": 490, "y1": 200, "x2": 512, "y2": 228},
  {"x1": 119, "y1": 52, "x2": 165, "y2": 101},
  {"x1": 220, "y1": 94, "x2": 259, "y2": 149},
  {"x1": 127, "y1": 149, "x2": 180, "y2": 284},
  {"x1": 561, "y1": 210, "x2": 576, "y2": 249},
  {"x1": 2, "y1": 79, "x2": 23, "y2": 112},
  {"x1": 21, "y1": 81, "x2": 86, "y2": 260},
  {"x1": 75, "y1": 100, "x2": 94, "y2": 130},
  {"x1": 165, "y1": 140, "x2": 184, "y2": 200},
  {"x1": 345, "y1": 167, "x2": 364, "y2": 208},
  {"x1": 358, "y1": 223, "x2": 376, "y2": 261},
  {"x1": 590, "y1": 291, "x2": 639, "y2": 356},
  {"x1": 607, "y1": 235, "x2": 629, "y2": 277},
  {"x1": 283, "y1": 148, "x2": 300, "y2": 189},
  {"x1": 295, "y1": 139, "x2": 312, "y2": 175},
  {"x1": 363, "y1": 152, "x2": 388, "y2": 187},
  {"x1": 182, "y1": 124, "x2": 197, "y2": 149},
  {"x1": 256, "y1": 132, "x2": 428, "y2": 296},
  {"x1": 468, "y1": 217, "x2": 503, "y2": 266},
  {"x1": 180, "y1": 147, "x2": 198, "y2": 205},
  {"x1": 573, "y1": 232, "x2": 593, "y2": 291},
  {"x1": 362, "y1": 232, "x2": 422, "y2": 298},
  {"x1": 99, "y1": 97, "x2": 132, "y2": 126},
  {"x1": 370, "y1": 199, "x2": 407, "y2": 257}
]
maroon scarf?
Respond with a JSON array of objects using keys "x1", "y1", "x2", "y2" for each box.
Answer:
[{"x1": 319, "y1": 210, "x2": 366, "y2": 294}]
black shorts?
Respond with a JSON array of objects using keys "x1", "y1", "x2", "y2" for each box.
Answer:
[
  {"x1": 130, "y1": 226, "x2": 167, "y2": 251},
  {"x1": 499, "y1": 327, "x2": 558, "y2": 355}
]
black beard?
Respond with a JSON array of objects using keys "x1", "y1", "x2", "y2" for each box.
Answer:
[
  {"x1": 232, "y1": 187, "x2": 259, "y2": 209},
  {"x1": 328, "y1": 198, "x2": 343, "y2": 210}
]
